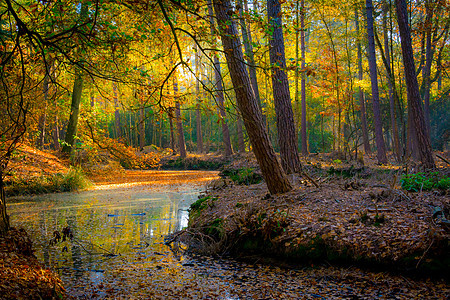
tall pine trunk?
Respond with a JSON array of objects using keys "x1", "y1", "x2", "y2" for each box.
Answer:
[
  {"x1": 300, "y1": 0, "x2": 308, "y2": 155},
  {"x1": 195, "y1": 45, "x2": 203, "y2": 153},
  {"x1": 267, "y1": 0, "x2": 302, "y2": 173},
  {"x1": 383, "y1": 3, "x2": 401, "y2": 161},
  {"x1": 173, "y1": 74, "x2": 186, "y2": 159},
  {"x1": 366, "y1": 0, "x2": 388, "y2": 163},
  {"x1": 395, "y1": 0, "x2": 435, "y2": 169},
  {"x1": 207, "y1": 0, "x2": 233, "y2": 157},
  {"x1": 213, "y1": 0, "x2": 292, "y2": 194},
  {"x1": 355, "y1": 8, "x2": 371, "y2": 155}
]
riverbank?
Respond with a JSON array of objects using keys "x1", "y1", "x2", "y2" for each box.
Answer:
[{"x1": 179, "y1": 153, "x2": 450, "y2": 278}]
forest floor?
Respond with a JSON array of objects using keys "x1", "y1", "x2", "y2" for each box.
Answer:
[{"x1": 1, "y1": 145, "x2": 449, "y2": 298}]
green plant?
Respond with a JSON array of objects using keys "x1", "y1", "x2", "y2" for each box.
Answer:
[
  {"x1": 189, "y1": 196, "x2": 211, "y2": 212},
  {"x1": 436, "y1": 177, "x2": 450, "y2": 190},
  {"x1": 400, "y1": 172, "x2": 448, "y2": 192},
  {"x1": 333, "y1": 159, "x2": 342, "y2": 164},
  {"x1": 228, "y1": 168, "x2": 263, "y2": 185}
]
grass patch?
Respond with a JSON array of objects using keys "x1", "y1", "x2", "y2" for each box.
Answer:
[{"x1": 5, "y1": 167, "x2": 92, "y2": 196}]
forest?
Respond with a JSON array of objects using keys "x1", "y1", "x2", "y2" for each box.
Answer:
[{"x1": 0, "y1": 0, "x2": 449, "y2": 298}]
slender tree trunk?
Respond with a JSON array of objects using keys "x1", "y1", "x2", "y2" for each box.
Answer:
[
  {"x1": 213, "y1": 0, "x2": 292, "y2": 194},
  {"x1": 139, "y1": 105, "x2": 145, "y2": 149},
  {"x1": 268, "y1": 0, "x2": 302, "y2": 173},
  {"x1": 237, "y1": 115, "x2": 246, "y2": 153},
  {"x1": 173, "y1": 75, "x2": 186, "y2": 159},
  {"x1": 355, "y1": 9, "x2": 371, "y2": 155},
  {"x1": 294, "y1": 0, "x2": 300, "y2": 134},
  {"x1": 37, "y1": 62, "x2": 52, "y2": 149},
  {"x1": 366, "y1": 0, "x2": 388, "y2": 163},
  {"x1": 169, "y1": 108, "x2": 176, "y2": 154},
  {"x1": 300, "y1": 0, "x2": 308, "y2": 155},
  {"x1": 238, "y1": 0, "x2": 263, "y2": 115},
  {"x1": 382, "y1": 3, "x2": 401, "y2": 161},
  {"x1": 395, "y1": 0, "x2": 435, "y2": 169},
  {"x1": 53, "y1": 94, "x2": 60, "y2": 151},
  {"x1": 421, "y1": 1, "x2": 434, "y2": 137},
  {"x1": 62, "y1": 70, "x2": 83, "y2": 154},
  {"x1": 113, "y1": 83, "x2": 122, "y2": 140},
  {"x1": 207, "y1": 0, "x2": 233, "y2": 157},
  {"x1": 195, "y1": 45, "x2": 204, "y2": 153},
  {"x1": 0, "y1": 171, "x2": 9, "y2": 234}
]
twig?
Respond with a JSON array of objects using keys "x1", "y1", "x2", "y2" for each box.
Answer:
[
  {"x1": 301, "y1": 171, "x2": 320, "y2": 188},
  {"x1": 416, "y1": 239, "x2": 434, "y2": 269},
  {"x1": 436, "y1": 154, "x2": 450, "y2": 165}
]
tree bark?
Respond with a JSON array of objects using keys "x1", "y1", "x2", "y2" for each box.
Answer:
[
  {"x1": 139, "y1": 103, "x2": 145, "y2": 149},
  {"x1": 395, "y1": 0, "x2": 435, "y2": 169},
  {"x1": 169, "y1": 108, "x2": 176, "y2": 154},
  {"x1": 173, "y1": 74, "x2": 186, "y2": 159},
  {"x1": 355, "y1": 8, "x2": 371, "y2": 155},
  {"x1": 0, "y1": 171, "x2": 9, "y2": 234},
  {"x1": 267, "y1": 0, "x2": 302, "y2": 173},
  {"x1": 366, "y1": 0, "x2": 388, "y2": 163},
  {"x1": 213, "y1": 0, "x2": 291, "y2": 194},
  {"x1": 37, "y1": 62, "x2": 52, "y2": 149},
  {"x1": 382, "y1": 3, "x2": 401, "y2": 161},
  {"x1": 300, "y1": 0, "x2": 308, "y2": 156},
  {"x1": 113, "y1": 83, "x2": 122, "y2": 140},
  {"x1": 238, "y1": 0, "x2": 263, "y2": 115},
  {"x1": 237, "y1": 114, "x2": 245, "y2": 153},
  {"x1": 207, "y1": 0, "x2": 233, "y2": 157},
  {"x1": 195, "y1": 45, "x2": 204, "y2": 153},
  {"x1": 62, "y1": 69, "x2": 83, "y2": 154}
]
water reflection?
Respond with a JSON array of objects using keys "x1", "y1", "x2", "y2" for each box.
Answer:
[{"x1": 7, "y1": 175, "x2": 210, "y2": 289}]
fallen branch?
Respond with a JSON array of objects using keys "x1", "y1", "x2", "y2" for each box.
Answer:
[{"x1": 436, "y1": 154, "x2": 450, "y2": 165}]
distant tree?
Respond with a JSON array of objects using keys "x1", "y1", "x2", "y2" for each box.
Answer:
[
  {"x1": 213, "y1": 0, "x2": 292, "y2": 194},
  {"x1": 267, "y1": 0, "x2": 303, "y2": 173},
  {"x1": 207, "y1": 0, "x2": 233, "y2": 157},
  {"x1": 395, "y1": 0, "x2": 435, "y2": 169},
  {"x1": 355, "y1": 8, "x2": 371, "y2": 155},
  {"x1": 365, "y1": 0, "x2": 388, "y2": 164}
]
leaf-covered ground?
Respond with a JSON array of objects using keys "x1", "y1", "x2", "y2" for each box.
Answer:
[
  {"x1": 185, "y1": 153, "x2": 450, "y2": 277},
  {"x1": 0, "y1": 228, "x2": 65, "y2": 299}
]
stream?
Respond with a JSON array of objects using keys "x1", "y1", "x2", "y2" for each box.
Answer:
[{"x1": 7, "y1": 170, "x2": 447, "y2": 299}]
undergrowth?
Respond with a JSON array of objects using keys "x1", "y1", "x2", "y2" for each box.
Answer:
[
  {"x1": 5, "y1": 167, "x2": 92, "y2": 196},
  {"x1": 401, "y1": 172, "x2": 450, "y2": 192},
  {"x1": 221, "y1": 168, "x2": 263, "y2": 185}
]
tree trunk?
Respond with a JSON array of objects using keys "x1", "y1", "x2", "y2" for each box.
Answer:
[
  {"x1": 62, "y1": 3, "x2": 87, "y2": 155},
  {"x1": 238, "y1": 0, "x2": 263, "y2": 115},
  {"x1": 0, "y1": 171, "x2": 9, "y2": 234},
  {"x1": 213, "y1": 0, "x2": 292, "y2": 194},
  {"x1": 174, "y1": 75, "x2": 187, "y2": 159},
  {"x1": 355, "y1": 8, "x2": 371, "y2": 154},
  {"x1": 195, "y1": 45, "x2": 204, "y2": 153},
  {"x1": 207, "y1": 0, "x2": 233, "y2": 157},
  {"x1": 300, "y1": 0, "x2": 308, "y2": 156},
  {"x1": 169, "y1": 108, "x2": 176, "y2": 154},
  {"x1": 382, "y1": 3, "x2": 401, "y2": 161},
  {"x1": 395, "y1": 0, "x2": 435, "y2": 169},
  {"x1": 294, "y1": 0, "x2": 300, "y2": 135},
  {"x1": 37, "y1": 62, "x2": 52, "y2": 149},
  {"x1": 113, "y1": 83, "x2": 122, "y2": 140},
  {"x1": 420, "y1": 0, "x2": 434, "y2": 137},
  {"x1": 237, "y1": 114, "x2": 246, "y2": 153},
  {"x1": 62, "y1": 70, "x2": 83, "y2": 155},
  {"x1": 267, "y1": 0, "x2": 303, "y2": 173},
  {"x1": 366, "y1": 0, "x2": 388, "y2": 163},
  {"x1": 139, "y1": 104, "x2": 145, "y2": 150}
]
